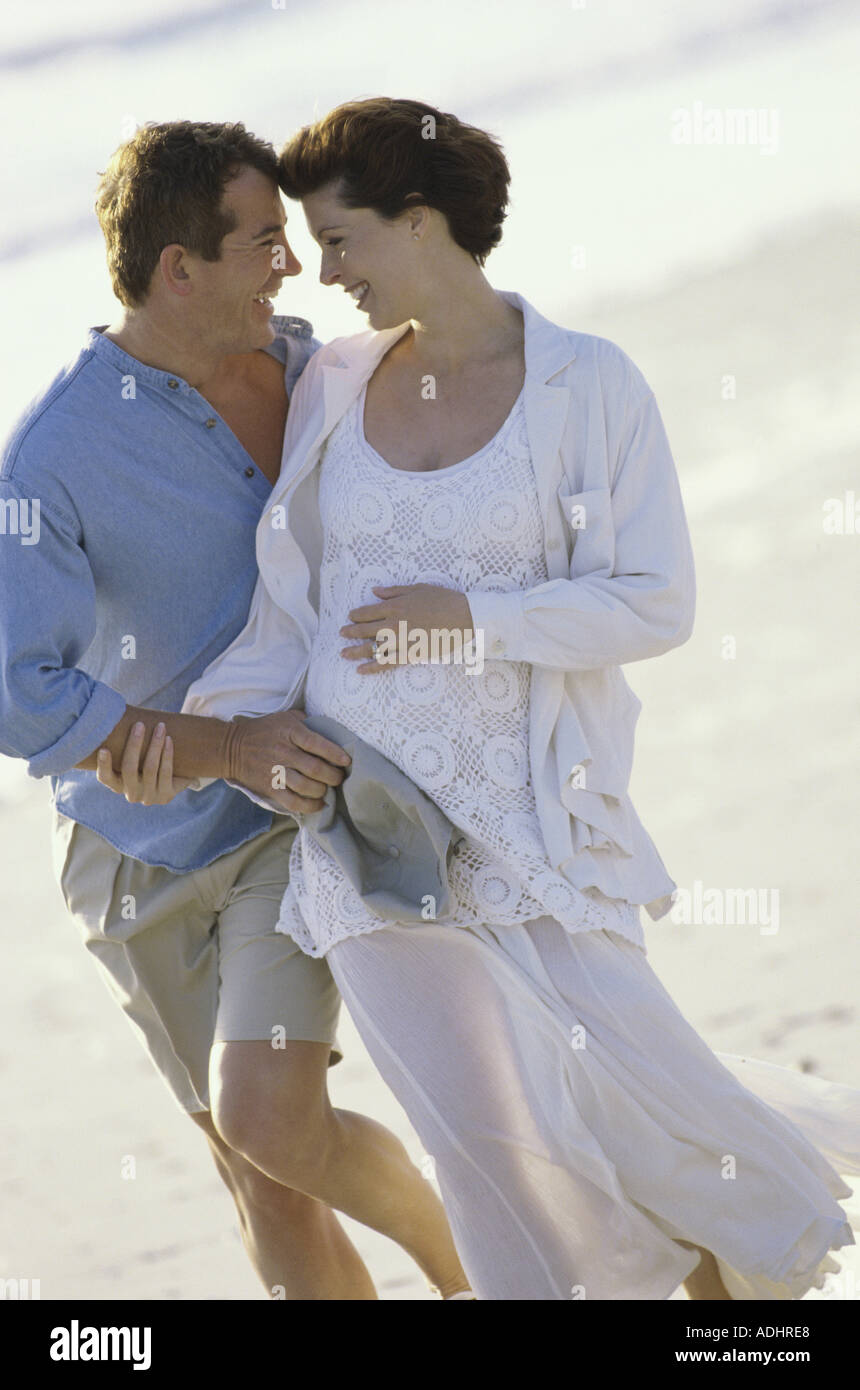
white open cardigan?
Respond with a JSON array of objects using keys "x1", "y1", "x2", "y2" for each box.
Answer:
[{"x1": 182, "y1": 290, "x2": 696, "y2": 921}]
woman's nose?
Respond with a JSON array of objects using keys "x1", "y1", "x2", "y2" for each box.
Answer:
[{"x1": 319, "y1": 258, "x2": 339, "y2": 287}]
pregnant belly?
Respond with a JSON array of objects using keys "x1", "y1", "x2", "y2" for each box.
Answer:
[
  {"x1": 305, "y1": 629, "x2": 532, "y2": 818},
  {"x1": 304, "y1": 633, "x2": 463, "y2": 792},
  {"x1": 304, "y1": 632, "x2": 390, "y2": 735}
]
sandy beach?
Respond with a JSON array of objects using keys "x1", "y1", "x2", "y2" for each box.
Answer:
[{"x1": 1, "y1": 0, "x2": 857, "y2": 1301}]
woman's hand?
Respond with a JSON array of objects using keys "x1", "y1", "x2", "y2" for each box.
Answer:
[
  {"x1": 96, "y1": 722, "x2": 192, "y2": 806},
  {"x1": 340, "y1": 584, "x2": 476, "y2": 673}
]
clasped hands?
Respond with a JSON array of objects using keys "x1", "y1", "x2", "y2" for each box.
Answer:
[{"x1": 97, "y1": 708, "x2": 351, "y2": 814}]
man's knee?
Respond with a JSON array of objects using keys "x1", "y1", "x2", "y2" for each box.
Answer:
[
  {"x1": 189, "y1": 1108, "x2": 242, "y2": 1192},
  {"x1": 207, "y1": 1039, "x2": 333, "y2": 1180},
  {"x1": 190, "y1": 1107, "x2": 330, "y2": 1228}
]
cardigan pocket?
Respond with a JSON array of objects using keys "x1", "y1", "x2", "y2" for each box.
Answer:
[{"x1": 557, "y1": 485, "x2": 614, "y2": 578}]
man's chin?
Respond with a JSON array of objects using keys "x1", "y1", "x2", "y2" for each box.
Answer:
[
  {"x1": 230, "y1": 319, "x2": 277, "y2": 355},
  {"x1": 252, "y1": 313, "x2": 277, "y2": 341}
]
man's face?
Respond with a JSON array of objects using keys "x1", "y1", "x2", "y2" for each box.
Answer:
[{"x1": 183, "y1": 165, "x2": 301, "y2": 353}]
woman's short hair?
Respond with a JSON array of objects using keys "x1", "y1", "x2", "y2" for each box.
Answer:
[
  {"x1": 95, "y1": 121, "x2": 279, "y2": 307},
  {"x1": 278, "y1": 98, "x2": 509, "y2": 265}
]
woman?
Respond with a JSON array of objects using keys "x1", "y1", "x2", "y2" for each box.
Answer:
[{"x1": 105, "y1": 98, "x2": 859, "y2": 1300}]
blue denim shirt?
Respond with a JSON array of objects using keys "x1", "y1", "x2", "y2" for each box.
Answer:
[{"x1": 0, "y1": 316, "x2": 321, "y2": 871}]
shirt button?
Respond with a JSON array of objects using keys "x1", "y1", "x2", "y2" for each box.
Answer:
[
  {"x1": 204, "y1": 417, "x2": 217, "y2": 428},
  {"x1": 167, "y1": 378, "x2": 179, "y2": 389},
  {"x1": 491, "y1": 638, "x2": 506, "y2": 655},
  {"x1": 244, "y1": 466, "x2": 255, "y2": 478},
  {"x1": 388, "y1": 845, "x2": 400, "y2": 859}
]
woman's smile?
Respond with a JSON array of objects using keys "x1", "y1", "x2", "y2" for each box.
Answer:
[{"x1": 344, "y1": 280, "x2": 370, "y2": 309}]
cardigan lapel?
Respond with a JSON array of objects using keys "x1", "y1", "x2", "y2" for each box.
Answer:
[
  {"x1": 499, "y1": 291, "x2": 578, "y2": 525},
  {"x1": 257, "y1": 323, "x2": 409, "y2": 652},
  {"x1": 498, "y1": 289, "x2": 578, "y2": 383},
  {"x1": 318, "y1": 322, "x2": 408, "y2": 432}
]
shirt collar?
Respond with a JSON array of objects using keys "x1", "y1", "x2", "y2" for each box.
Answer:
[
  {"x1": 85, "y1": 313, "x2": 314, "y2": 393},
  {"x1": 497, "y1": 290, "x2": 578, "y2": 382}
]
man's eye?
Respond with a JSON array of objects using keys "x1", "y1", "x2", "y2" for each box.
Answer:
[{"x1": 325, "y1": 238, "x2": 343, "y2": 247}]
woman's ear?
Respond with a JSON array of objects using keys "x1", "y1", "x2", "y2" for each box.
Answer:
[{"x1": 402, "y1": 194, "x2": 431, "y2": 242}]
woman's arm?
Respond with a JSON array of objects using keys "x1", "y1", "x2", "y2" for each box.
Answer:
[
  {"x1": 466, "y1": 387, "x2": 695, "y2": 670},
  {"x1": 338, "y1": 387, "x2": 695, "y2": 674}
]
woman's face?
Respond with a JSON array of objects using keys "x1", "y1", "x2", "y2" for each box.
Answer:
[{"x1": 302, "y1": 180, "x2": 425, "y2": 330}]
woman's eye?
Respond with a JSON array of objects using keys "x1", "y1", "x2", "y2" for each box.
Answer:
[{"x1": 326, "y1": 238, "x2": 343, "y2": 247}]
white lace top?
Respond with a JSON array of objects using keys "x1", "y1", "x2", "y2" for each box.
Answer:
[{"x1": 276, "y1": 382, "x2": 644, "y2": 957}]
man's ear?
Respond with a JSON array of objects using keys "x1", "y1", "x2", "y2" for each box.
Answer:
[{"x1": 159, "y1": 244, "x2": 193, "y2": 297}]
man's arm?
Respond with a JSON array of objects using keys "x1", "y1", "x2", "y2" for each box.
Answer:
[
  {"x1": 0, "y1": 480, "x2": 347, "y2": 813},
  {"x1": 76, "y1": 704, "x2": 350, "y2": 814},
  {"x1": 74, "y1": 706, "x2": 231, "y2": 778},
  {"x1": 0, "y1": 483, "x2": 128, "y2": 775}
]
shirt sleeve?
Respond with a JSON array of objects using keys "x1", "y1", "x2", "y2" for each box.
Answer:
[
  {"x1": 466, "y1": 387, "x2": 696, "y2": 670},
  {"x1": 0, "y1": 483, "x2": 127, "y2": 776},
  {"x1": 180, "y1": 565, "x2": 307, "y2": 718},
  {"x1": 179, "y1": 569, "x2": 307, "y2": 804},
  {"x1": 179, "y1": 569, "x2": 309, "y2": 809},
  {"x1": 223, "y1": 777, "x2": 299, "y2": 819}
]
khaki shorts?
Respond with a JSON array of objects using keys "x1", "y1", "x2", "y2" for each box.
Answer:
[{"x1": 51, "y1": 809, "x2": 343, "y2": 1114}]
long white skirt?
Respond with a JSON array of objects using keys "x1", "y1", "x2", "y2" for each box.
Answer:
[{"x1": 327, "y1": 914, "x2": 859, "y2": 1300}]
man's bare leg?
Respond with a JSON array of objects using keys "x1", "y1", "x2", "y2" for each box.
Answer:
[
  {"x1": 209, "y1": 1040, "x2": 471, "y2": 1299},
  {"x1": 679, "y1": 1241, "x2": 733, "y2": 1300},
  {"x1": 190, "y1": 1110, "x2": 378, "y2": 1299}
]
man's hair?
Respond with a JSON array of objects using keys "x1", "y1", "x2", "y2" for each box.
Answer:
[
  {"x1": 278, "y1": 97, "x2": 509, "y2": 266},
  {"x1": 95, "y1": 121, "x2": 279, "y2": 307}
]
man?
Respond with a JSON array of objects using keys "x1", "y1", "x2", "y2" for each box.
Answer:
[{"x1": 0, "y1": 121, "x2": 468, "y2": 1300}]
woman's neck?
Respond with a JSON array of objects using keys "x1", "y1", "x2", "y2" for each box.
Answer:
[{"x1": 403, "y1": 278, "x2": 524, "y2": 376}]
